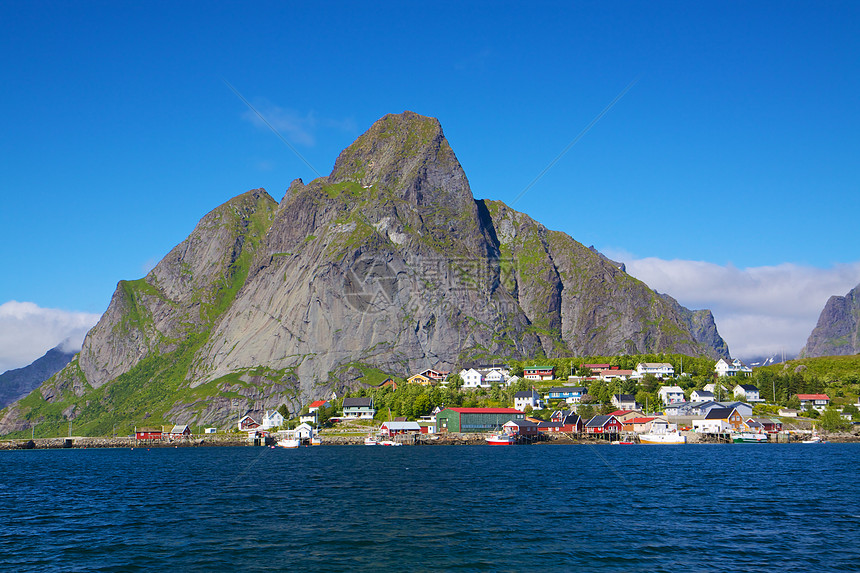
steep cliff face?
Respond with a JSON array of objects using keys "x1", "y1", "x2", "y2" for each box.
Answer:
[
  {"x1": 189, "y1": 112, "x2": 543, "y2": 390},
  {"x1": 77, "y1": 188, "x2": 277, "y2": 389},
  {"x1": 1, "y1": 111, "x2": 730, "y2": 434},
  {"x1": 800, "y1": 282, "x2": 860, "y2": 357},
  {"x1": 482, "y1": 200, "x2": 728, "y2": 358}
]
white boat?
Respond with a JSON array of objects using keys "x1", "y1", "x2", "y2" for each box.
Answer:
[
  {"x1": 732, "y1": 432, "x2": 768, "y2": 444},
  {"x1": 486, "y1": 433, "x2": 515, "y2": 445},
  {"x1": 364, "y1": 436, "x2": 379, "y2": 446},
  {"x1": 802, "y1": 434, "x2": 824, "y2": 444},
  {"x1": 639, "y1": 431, "x2": 686, "y2": 445},
  {"x1": 277, "y1": 438, "x2": 300, "y2": 448},
  {"x1": 378, "y1": 440, "x2": 402, "y2": 446}
]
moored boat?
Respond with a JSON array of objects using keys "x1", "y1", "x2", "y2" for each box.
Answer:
[
  {"x1": 486, "y1": 433, "x2": 515, "y2": 445},
  {"x1": 639, "y1": 432, "x2": 686, "y2": 445},
  {"x1": 277, "y1": 438, "x2": 300, "y2": 448},
  {"x1": 364, "y1": 436, "x2": 379, "y2": 446},
  {"x1": 732, "y1": 432, "x2": 768, "y2": 444}
]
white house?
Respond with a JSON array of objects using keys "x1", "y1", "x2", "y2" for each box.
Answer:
[
  {"x1": 480, "y1": 367, "x2": 512, "y2": 385},
  {"x1": 514, "y1": 389, "x2": 542, "y2": 411},
  {"x1": 692, "y1": 417, "x2": 730, "y2": 433},
  {"x1": 611, "y1": 394, "x2": 638, "y2": 410},
  {"x1": 658, "y1": 385, "x2": 686, "y2": 405},
  {"x1": 715, "y1": 358, "x2": 753, "y2": 377},
  {"x1": 459, "y1": 368, "x2": 487, "y2": 389},
  {"x1": 342, "y1": 397, "x2": 376, "y2": 419},
  {"x1": 690, "y1": 390, "x2": 714, "y2": 403},
  {"x1": 636, "y1": 362, "x2": 675, "y2": 378},
  {"x1": 295, "y1": 423, "x2": 314, "y2": 440},
  {"x1": 733, "y1": 384, "x2": 763, "y2": 403},
  {"x1": 261, "y1": 410, "x2": 285, "y2": 430},
  {"x1": 797, "y1": 394, "x2": 830, "y2": 412}
]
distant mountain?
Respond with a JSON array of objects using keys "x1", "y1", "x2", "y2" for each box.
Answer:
[
  {"x1": 800, "y1": 282, "x2": 860, "y2": 358},
  {"x1": 0, "y1": 111, "x2": 730, "y2": 435},
  {"x1": 0, "y1": 344, "x2": 77, "y2": 409},
  {"x1": 742, "y1": 352, "x2": 796, "y2": 368}
]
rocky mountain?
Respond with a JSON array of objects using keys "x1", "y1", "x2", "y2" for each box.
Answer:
[
  {"x1": 799, "y1": 282, "x2": 860, "y2": 358},
  {"x1": 0, "y1": 111, "x2": 729, "y2": 436},
  {"x1": 0, "y1": 344, "x2": 77, "y2": 409}
]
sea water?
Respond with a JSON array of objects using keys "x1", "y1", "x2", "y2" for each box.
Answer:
[{"x1": 1, "y1": 444, "x2": 859, "y2": 571}]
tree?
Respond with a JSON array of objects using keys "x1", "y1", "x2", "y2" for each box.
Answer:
[
  {"x1": 278, "y1": 404, "x2": 290, "y2": 418},
  {"x1": 578, "y1": 404, "x2": 594, "y2": 419},
  {"x1": 786, "y1": 395, "x2": 801, "y2": 410},
  {"x1": 819, "y1": 408, "x2": 849, "y2": 432},
  {"x1": 448, "y1": 374, "x2": 463, "y2": 392},
  {"x1": 413, "y1": 394, "x2": 431, "y2": 418}
]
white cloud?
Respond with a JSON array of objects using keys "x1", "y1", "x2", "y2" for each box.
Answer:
[
  {"x1": 601, "y1": 250, "x2": 860, "y2": 359},
  {"x1": 241, "y1": 101, "x2": 356, "y2": 147},
  {"x1": 0, "y1": 301, "x2": 101, "y2": 374}
]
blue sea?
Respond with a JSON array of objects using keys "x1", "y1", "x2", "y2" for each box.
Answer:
[{"x1": 2, "y1": 443, "x2": 859, "y2": 571}]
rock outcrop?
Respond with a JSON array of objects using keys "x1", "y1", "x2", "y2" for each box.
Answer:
[
  {"x1": 0, "y1": 111, "x2": 730, "y2": 434},
  {"x1": 800, "y1": 282, "x2": 860, "y2": 357}
]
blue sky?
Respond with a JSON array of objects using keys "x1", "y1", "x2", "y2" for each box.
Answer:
[{"x1": 2, "y1": 1, "x2": 859, "y2": 370}]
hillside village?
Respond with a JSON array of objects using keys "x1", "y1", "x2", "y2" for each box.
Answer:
[{"x1": 226, "y1": 358, "x2": 859, "y2": 445}]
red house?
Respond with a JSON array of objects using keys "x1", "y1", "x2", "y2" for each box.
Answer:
[
  {"x1": 503, "y1": 419, "x2": 540, "y2": 437},
  {"x1": 546, "y1": 411, "x2": 584, "y2": 432},
  {"x1": 585, "y1": 415, "x2": 622, "y2": 435},
  {"x1": 238, "y1": 415, "x2": 260, "y2": 431},
  {"x1": 135, "y1": 427, "x2": 163, "y2": 440}
]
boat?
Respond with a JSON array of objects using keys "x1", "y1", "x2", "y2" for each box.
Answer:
[
  {"x1": 378, "y1": 440, "x2": 402, "y2": 446},
  {"x1": 639, "y1": 431, "x2": 686, "y2": 445},
  {"x1": 277, "y1": 438, "x2": 300, "y2": 448},
  {"x1": 364, "y1": 436, "x2": 379, "y2": 446},
  {"x1": 486, "y1": 433, "x2": 515, "y2": 445},
  {"x1": 732, "y1": 432, "x2": 768, "y2": 444},
  {"x1": 310, "y1": 436, "x2": 322, "y2": 446}
]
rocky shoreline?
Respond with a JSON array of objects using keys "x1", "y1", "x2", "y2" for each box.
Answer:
[{"x1": 3, "y1": 429, "x2": 860, "y2": 450}]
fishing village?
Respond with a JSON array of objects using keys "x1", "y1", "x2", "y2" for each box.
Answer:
[{"x1": 6, "y1": 359, "x2": 860, "y2": 450}]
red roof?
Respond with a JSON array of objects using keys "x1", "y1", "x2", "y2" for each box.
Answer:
[
  {"x1": 797, "y1": 394, "x2": 829, "y2": 400},
  {"x1": 447, "y1": 408, "x2": 524, "y2": 414},
  {"x1": 631, "y1": 417, "x2": 656, "y2": 424},
  {"x1": 309, "y1": 400, "x2": 328, "y2": 408},
  {"x1": 609, "y1": 410, "x2": 634, "y2": 416}
]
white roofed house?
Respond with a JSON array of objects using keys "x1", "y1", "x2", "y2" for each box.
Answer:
[
  {"x1": 636, "y1": 362, "x2": 675, "y2": 378},
  {"x1": 733, "y1": 384, "x2": 763, "y2": 403},
  {"x1": 261, "y1": 409, "x2": 285, "y2": 430},
  {"x1": 481, "y1": 367, "x2": 512, "y2": 385},
  {"x1": 658, "y1": 385, "x2": 686, "y2": 405},
  {"x1": 459, "y1": 368, "x2": 487, "y2": 389},
  {"x1": 715, "y1": 358, "x2": 753, "y2": 377}
]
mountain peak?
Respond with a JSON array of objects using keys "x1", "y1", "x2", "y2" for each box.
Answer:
[{"x1": 329, "y1": 111, "x2": 463, "y2": 198}]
